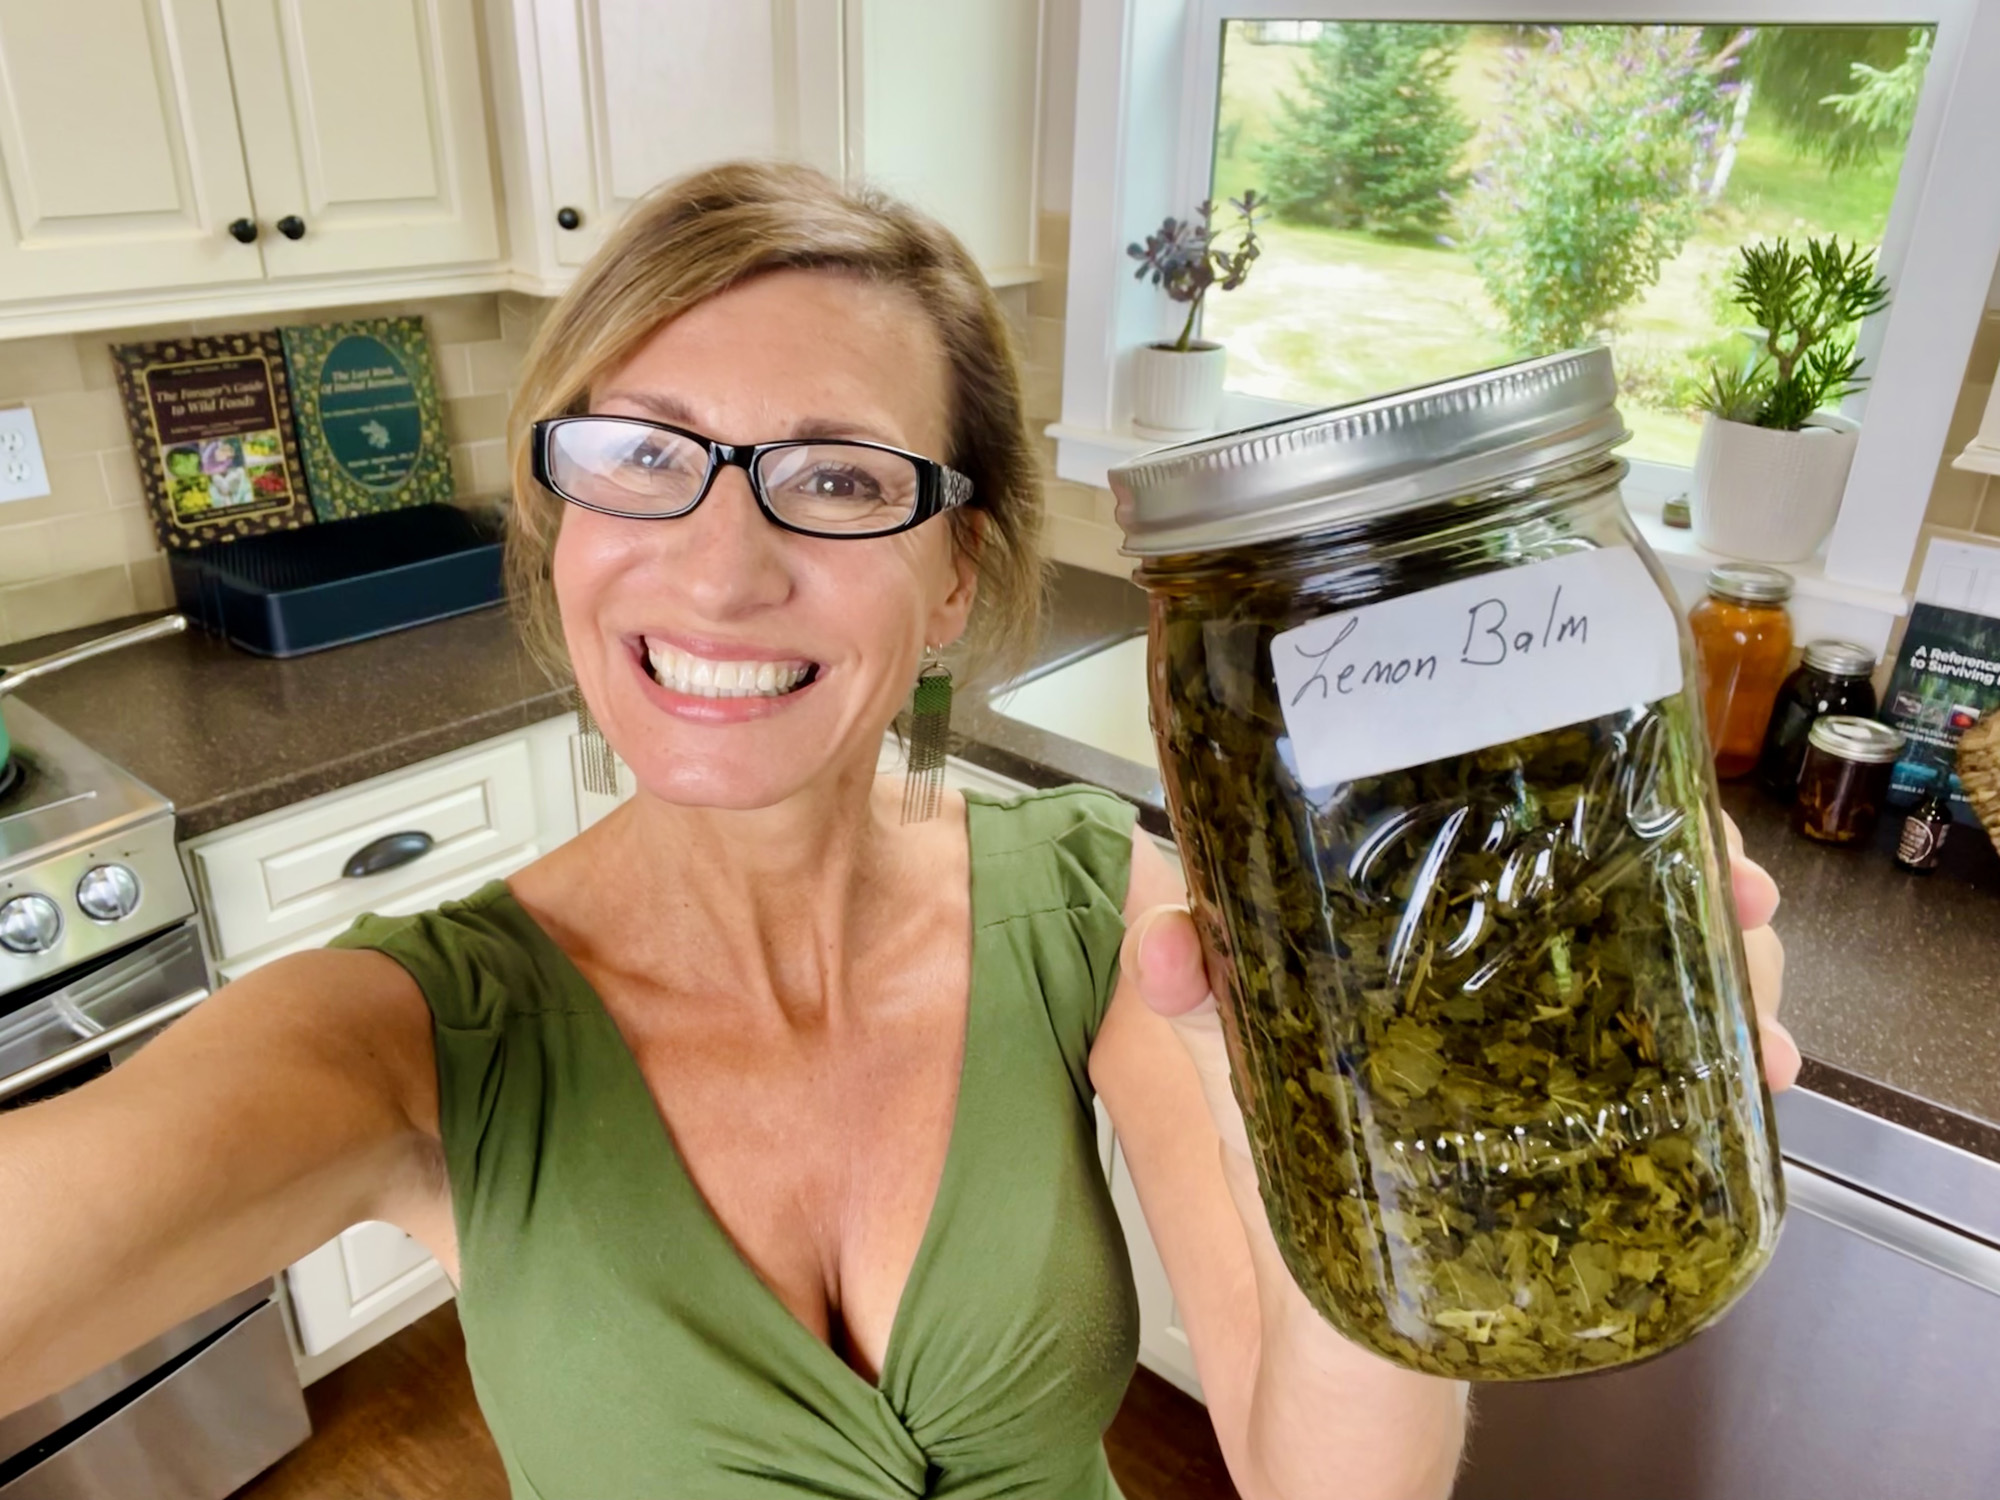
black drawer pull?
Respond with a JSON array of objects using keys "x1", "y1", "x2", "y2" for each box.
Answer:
[{"x1": 342, "y1": 831, "x2": 435, "y2": 879}]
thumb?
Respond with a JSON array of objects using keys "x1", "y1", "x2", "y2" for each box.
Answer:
[{"x1": 1122, "y1": 904, "x2": 1212, "y2": 1018}]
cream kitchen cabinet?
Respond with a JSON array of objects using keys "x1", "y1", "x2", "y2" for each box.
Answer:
[
  {"x1": 488, "y1": 0, "x2": 1043, "y2": 293},
  {"x1": 0, "y1": 0, "x2": 260, "y2": 303},
  {"x1": 214, "y1": 0, "x2": 500, "y2": 278},
  {"x1": 0, "y1": 0, "x2": 499, "y2": 336},
  {"x1": 845, "y1": 0, "x2": 1044, "y2": 285},
  {"x1": 486, "y1": 0, "x2": 844, "y2": 283}
]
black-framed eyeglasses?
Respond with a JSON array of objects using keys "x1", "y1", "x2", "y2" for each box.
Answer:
[{"x1": 531, "y1": 416, "x2": 975, "y2": 539}]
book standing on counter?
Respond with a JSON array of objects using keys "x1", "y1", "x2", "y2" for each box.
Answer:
[
  {"x1": 280, "y1": 316, "x2": 455, "y2": 522},
  {"x1": 111, "y1": 331, "x2": 316, "y2": 549},
  {"x1": 1882, "y1": 536, "x2": 2000, "y2": 829}
]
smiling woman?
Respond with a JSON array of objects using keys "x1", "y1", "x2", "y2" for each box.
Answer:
[{"x1": 0, "y1": 158, "x2": 1793, "y2": 1500}]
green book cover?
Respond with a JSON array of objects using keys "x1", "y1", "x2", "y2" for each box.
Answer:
[
  {"x1": 280, "y1": 316, "x2": 455, "y2": 521},
  {"x1": 111, "y1": 330, "x2": 316, "y2": 550}
]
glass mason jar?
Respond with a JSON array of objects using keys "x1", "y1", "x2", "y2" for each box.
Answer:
[
  {"x1": 1109, "y1": 351, "x2": 1783, "y2": 1382},
  {"x1": 1689, "y1": 565, "x2": 1795, "y2": 780},
  {"x1": 1756, "y1": 641, "x2": 1879, "y2": 797},
  {"x1": 1793, "y1": 715, "x2": 1906, "y2": 844}
]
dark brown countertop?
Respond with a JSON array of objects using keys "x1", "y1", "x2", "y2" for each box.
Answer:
[
  {"x1": 10, "y1": 567, "x2": 2000, "y2": 1161},
  {"x1": 7, "y1": 605, "x2": 567, "y2": 839}
]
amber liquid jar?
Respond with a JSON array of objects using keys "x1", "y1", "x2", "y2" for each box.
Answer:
[
  {"x1": 1794, "y1": 716, "x2": 1907, "y2": 844},
  {"x1": 1689, "y1": 565, "x2": 1794, "y2": 779}
]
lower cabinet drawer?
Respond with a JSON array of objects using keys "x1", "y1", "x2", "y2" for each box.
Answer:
[
  {"x1": 214, "y1": 843, "x2": 547, "y2": 982},
  {"x1": 192, "y1": 737, "x2": 541, "y2": 961}
]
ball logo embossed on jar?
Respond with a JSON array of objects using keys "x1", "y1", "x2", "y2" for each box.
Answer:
[{"x1": 1115, "y1": 351, "x2": 1783, "y2": 1381}]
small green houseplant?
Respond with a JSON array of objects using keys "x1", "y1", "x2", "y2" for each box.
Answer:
[
  {"x1": 1126, "y1": 192, "x2": 1263, "y2": 432},
  {"x1": 1691, "y1": 237, "x2": 1891, "y2": 562}
]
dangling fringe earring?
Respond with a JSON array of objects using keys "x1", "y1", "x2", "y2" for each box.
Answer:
[
  {"x1": 900, "y1": 647, "x2": 953, "y2": 825},
  {"x1": 574, "y1": 687, "x2": 619, "y2": 797}
]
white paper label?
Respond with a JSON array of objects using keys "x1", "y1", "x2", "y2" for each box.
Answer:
[{"x1": 1269, "y1": 547, "x2": 1684, "y2": 788}]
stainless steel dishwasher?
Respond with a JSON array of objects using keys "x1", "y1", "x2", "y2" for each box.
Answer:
[{"x1": 1456, "y1": 1086, "x2": 2000, "y2": 1498}]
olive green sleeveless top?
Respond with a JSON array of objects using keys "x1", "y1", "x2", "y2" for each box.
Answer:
[{"x1": 329, "y1": 785, "x2": 1142, "y2": 1499}]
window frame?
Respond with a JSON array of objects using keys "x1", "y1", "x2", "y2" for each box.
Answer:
[{"x1": 1054, "y1": 0, "x2": 2000, "y2": 643}]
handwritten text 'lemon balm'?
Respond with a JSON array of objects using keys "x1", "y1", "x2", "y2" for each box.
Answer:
[{"x1": 1268, "y1": 547, "x2": 1685, "y2": 788}]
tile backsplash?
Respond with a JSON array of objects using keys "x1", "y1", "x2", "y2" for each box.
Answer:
[{"x1": 0, "y1": 292, "x2": 547, "y2": 647}]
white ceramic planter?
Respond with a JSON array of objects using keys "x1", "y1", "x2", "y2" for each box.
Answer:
[
  {"x1": 1690, "y1": 412, "x2": 1859, "y2": 563},
  {"x1": 1131, "y1": 341, "x2": 1228, "y2": 434}
]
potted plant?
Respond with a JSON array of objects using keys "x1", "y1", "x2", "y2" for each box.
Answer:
[
  {"x1": 1126, "y1": 192, "x2": 1264, "y2": 433},
  {"x1": 1691, "y1": 236, "x2": 1890, "y2": 563}
]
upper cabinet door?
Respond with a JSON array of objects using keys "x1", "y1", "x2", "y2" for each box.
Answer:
[
  {"x1": 0, "y1": 0, "x2": 264, "y2": 300},
  {"x1": 218, "y1": 0, "x2": 500, "y2": 278},
  {"x1": 535, "y1": 0, "x2": 843, "y2": 269},
  {"x1": 852, "y1": 0, "x2": 1042, "y2": 283}
]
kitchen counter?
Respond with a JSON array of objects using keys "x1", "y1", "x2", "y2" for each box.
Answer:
[
  {"x1": 8, "y1": 605, "x2": 566, "y2": 839},
  {"x1": 11, "y1": 566, "x2": 2000, "y2": 1162}
]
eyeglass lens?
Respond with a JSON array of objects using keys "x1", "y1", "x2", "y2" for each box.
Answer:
[{"x1": 546, "y1": 418, "x2": 923, "y2": 535}]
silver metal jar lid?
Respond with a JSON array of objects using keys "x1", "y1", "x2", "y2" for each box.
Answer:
[
  {"x1": 1801, "y1": 640, "x2": 1876, "y2": 677},
  {"x1": 1705, "y1": 563, "x2": 1794, "y2": 605},
  {"x1": 1107, "y1": 349, "x2": 1628, "y2": 557},
  {"x1": 1806, "y1": 715, "x2": 1906, "y2": 764}
]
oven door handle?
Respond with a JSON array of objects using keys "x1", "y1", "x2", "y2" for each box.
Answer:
[{"x1": 0, "y1": 987, "x2": 210, "y2": 1104}]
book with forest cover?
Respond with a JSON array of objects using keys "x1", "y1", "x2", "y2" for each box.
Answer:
[
  {"x1": 111, "y1": 331, "x2": 316, "y2": 550},
  {"x1": 280, "y1": 317, "x2": 455, "y2": 522},
  {"x1": 1882, "y1": 537, "x2": 2000, "y2": 828}
]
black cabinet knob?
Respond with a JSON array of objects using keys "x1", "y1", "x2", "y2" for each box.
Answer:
[
  {"x1": 228, "y1": 217, "x2": 259, "y2": 244},
  {"x1": 277, "y1": 215, "x2": 307, "y2": 240},
  {"x1": 556, "y1": 206, "x2": 583, "y2": 231}
]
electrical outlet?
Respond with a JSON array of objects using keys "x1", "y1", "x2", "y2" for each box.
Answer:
[{"x1": 0, "y1": 405, "x2": 53, "y2": 504}]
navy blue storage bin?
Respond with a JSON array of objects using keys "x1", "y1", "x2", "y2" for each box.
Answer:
[{"x1": 169, "y1": 504, "x2": 505, "y2": 657}]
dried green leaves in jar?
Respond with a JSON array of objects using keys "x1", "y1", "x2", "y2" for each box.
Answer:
[{"x1": 1153, "y1": 598, "x2": 1782, "y2": 1379}]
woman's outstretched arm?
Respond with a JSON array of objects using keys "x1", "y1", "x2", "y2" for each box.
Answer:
[{"x1": 0, "y1": 948, "x2": 447, "y2": 1414}]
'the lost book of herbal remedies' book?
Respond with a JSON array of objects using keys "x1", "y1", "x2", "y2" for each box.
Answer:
[
  {"x1": 280, "y1": 316, "x2": 455, "y2": 522},
  {"x1": 112, "y1": 331, "x2": 315, "y2": 550}
]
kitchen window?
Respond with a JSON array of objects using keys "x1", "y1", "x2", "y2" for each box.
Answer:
[
  {"x1": 1205, "y1": 18, "x2": 1930, "y2": 469},
  {"x1": 1053, "y1": 0, "x2": 2000, "y2": 646}
]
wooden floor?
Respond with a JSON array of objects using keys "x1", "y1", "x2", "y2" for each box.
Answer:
[{"x1": 234, "y1": 1303, "x2": 1238, "y2": 1499}]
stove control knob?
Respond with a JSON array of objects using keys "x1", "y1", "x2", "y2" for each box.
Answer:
[
  {"x1": 0, "y1": 894, "x2": 62, "y2": 955},
  {"x1": 77, "y1": 865, "x2": 142, "y2": 922}
]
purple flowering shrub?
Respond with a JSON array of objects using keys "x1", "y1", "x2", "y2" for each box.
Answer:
[{"x1": 1465, "y1": 26, "x2": 1749, "y2": 353}]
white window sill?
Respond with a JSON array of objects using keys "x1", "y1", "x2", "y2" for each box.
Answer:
[
  {"x1": 1047, "y1": 391, "x2": 1328, "y2": 489},
  {"x1": 1952, "y1": 443, "x2": 2000, "y2": 477},
  {"x1": 1621, "y1": 488, "x2": 1910, "y2": 621}
]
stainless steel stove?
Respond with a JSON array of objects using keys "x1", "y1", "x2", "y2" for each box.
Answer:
[
  {"x1": 0, "y1": 701, "x2": 308, "y2": 1500},
  {"x1": 0, "y1": 701, "x2": 194, "y2": 1000}
]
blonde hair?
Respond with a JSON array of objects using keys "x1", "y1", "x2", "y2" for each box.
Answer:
[{"x1": 505, "y1": 160, "x2": 1046, "y2": 685}]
